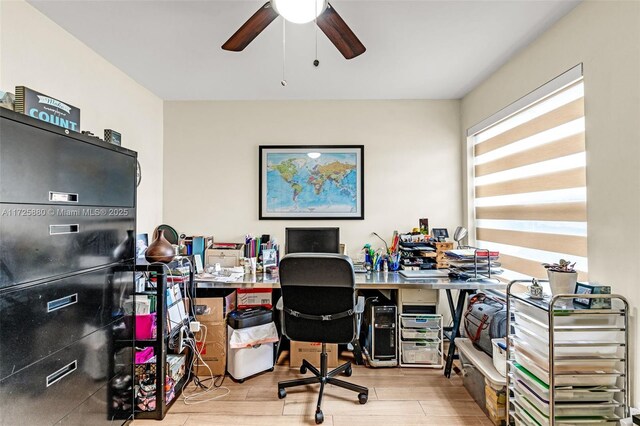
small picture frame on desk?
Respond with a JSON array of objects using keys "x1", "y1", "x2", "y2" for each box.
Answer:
[
  {"x1": 573, "y1": 282, "x2": 611, "y2": 309},
  {"x1": 431, "y1": 228, "x2": 449, "y2": 242}
]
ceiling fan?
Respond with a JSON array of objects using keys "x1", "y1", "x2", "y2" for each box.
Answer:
[{"x1": 222, "y1": 0, "x2": 366, "y2": 60}]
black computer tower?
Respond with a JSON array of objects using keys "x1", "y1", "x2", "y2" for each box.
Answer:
[{"x1": 360, "y1": 294, "x2": 397, "y2": 363}]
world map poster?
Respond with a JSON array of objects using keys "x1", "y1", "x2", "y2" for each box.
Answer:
[{"x1": 259, "y1": 146, "x2": 364, "y2": 219}]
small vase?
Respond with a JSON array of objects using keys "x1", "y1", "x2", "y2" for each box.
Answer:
[
  {"x1": 145, "y1": 229, "x2": 175, "y2": 263},
  {"x1": 547, "y1": 270, "x2": 578, "y2": 295}
]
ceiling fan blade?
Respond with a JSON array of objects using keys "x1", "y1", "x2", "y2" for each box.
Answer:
[
  {"x1": 316, "y1": 3, "x2": 366, "y2": 59},
  {"x1": 222, "y1": 2, "x2": 279, "y2": 52}
]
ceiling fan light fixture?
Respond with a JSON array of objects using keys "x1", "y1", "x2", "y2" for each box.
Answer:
[{"x1": 271, "y1": 0, "x2": 328, "y2": 24}]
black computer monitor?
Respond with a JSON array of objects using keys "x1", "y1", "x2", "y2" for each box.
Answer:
[{"x1": 285, "y1": 227, "x2": 340, "y2": 254}]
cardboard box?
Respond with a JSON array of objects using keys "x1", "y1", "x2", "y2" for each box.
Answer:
[
  {"x1": 237, "y1": 288, "x2": 272, "y2": 309},
  {"x1": 196, "y1": 292, "x2": 236, "y2": 322},
  {"x1": 289, "y1": 341, "x2": 339, "y2": 369},
  {"x1": 194, "y1": 321, "x2": 226, "y2": 376}
]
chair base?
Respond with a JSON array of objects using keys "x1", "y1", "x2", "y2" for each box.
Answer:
[{"x1": 277, "y1": 343, "x2": 368, "y2": 424}]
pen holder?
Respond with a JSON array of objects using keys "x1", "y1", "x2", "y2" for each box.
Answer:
[{"x1": 389, "y1": 253, "x2": 400, "y2": 271}]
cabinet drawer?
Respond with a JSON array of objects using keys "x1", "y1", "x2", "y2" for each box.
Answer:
[
  {"x1": 398, "y1": 288, "x2": 438, "y2": 304},
  {"x1": 0, "y1": 265, "x2": 134, "y2": 380},
  {"x1": 0, "y1": 116, "x2": 135, "y2": 207},
  {"x1": 57, "y1": 373, "x2": 134, "y2": 425},
  {"x1": 0, "y1": 330, "x2": 112, "y2": 425},
  {"x1": 0, "y1": 204, "x2": 135, "y2": 288}
]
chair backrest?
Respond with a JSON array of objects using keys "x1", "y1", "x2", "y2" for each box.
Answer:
[{"x1": 279, "y1": 253, "x2": 356, "y2": 344}]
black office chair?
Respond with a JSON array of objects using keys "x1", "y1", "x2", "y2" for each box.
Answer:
[{"x1": 277, "y1": 253, "x2": 368, "y2": 424}]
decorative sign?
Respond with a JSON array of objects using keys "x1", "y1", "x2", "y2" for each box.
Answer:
[{"x1": 14, "y1": 86, "x2": 80, "y2": 131}]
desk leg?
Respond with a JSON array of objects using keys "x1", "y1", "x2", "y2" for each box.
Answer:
[{"x1": 444, "y1": 289, "x2": 469, "y2": 378}]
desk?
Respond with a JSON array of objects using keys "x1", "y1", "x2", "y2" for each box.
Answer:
[{"x1": 195, "y1": 271, "x2": 506, "y2": 377}]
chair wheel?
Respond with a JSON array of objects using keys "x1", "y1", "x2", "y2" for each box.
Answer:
[
  {"x1": 278, "y1": 388, "x2": 286, "y2": 399},
  {"x1": 300, "y1": 365, "x2": 307, "y2": 374},
  {"x1": 344, "y1": 366, "x2": 352, "y2": 377},
  {"x1": 358, "y1": 392, "x2": 368, "y2": 404},
  {"x1": 315, "y1": 410, "x2": 324, "y2": 424}
]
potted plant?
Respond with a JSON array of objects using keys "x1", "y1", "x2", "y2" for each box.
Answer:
[{"x1": 542, "y1": 259, "x2": 577, "y2": 295}]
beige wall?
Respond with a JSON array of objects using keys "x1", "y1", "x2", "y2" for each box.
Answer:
[
  {"x1": 0, "y1": 0, "x2": 164, "y2": 235},
  {"x1": 163, "y1": 100, "x2": 461, "y2": 258},
  {"x1": 462, "y1": 0, "x2": 640, "y2": 403}
]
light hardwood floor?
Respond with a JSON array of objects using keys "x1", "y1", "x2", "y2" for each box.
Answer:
[{"x1": 131, "y1": 358, "x2": 492, "y2": 426}]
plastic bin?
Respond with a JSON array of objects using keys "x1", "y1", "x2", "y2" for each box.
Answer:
[
  {"x1": 513, "y1": 351, "x2": 619, "y2": 387},
  {"x1": 513, "y1": 324, "x2": 620, "y2": 357},
  {"x1": 513, "y1": 363, "x2": 616, "y2": 403},
  {"x1": 513, "y1": 338, "x2": 620, "y2": 373},
  {"x1": 491, "y1": 338, "x2": 507, "y2": 377},
  {"x1": 513, "y1": 311, "x2": 625, "y2": 344},
  {"x1": 401, "y1": 316, "x2": 440, "y2": 329},
  {"x1": 512, "y1": 299, "x2": 618, "y2": 327},
  {"x1": 513, "y1": 391, "x2": 619, "y2": 426},
  {"x1": 135, "y1": 313, "x2": 157, "y2": 340},
  {"x1": 401, "y1": 341, "x2": 440, "y2": 364},
  {"x1": 401, "y1": 328, "x2": 440, "y2": 340},
  {"x1": 514, "y1": 379, "x2": 616, "y2": 417}
]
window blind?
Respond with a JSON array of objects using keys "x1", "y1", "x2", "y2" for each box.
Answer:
[{"x1": 470, "y1": 79, "x2": 587, "y2": 281}]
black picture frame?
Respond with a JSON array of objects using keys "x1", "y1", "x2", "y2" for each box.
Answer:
[
  {"x1": 259, "y1": 145, "x2": 364, "y2": 220},
  {"x1": 431, "y1": 228, "x2": 449, "y2": 241},
  {"x1": 573, "y1": 282, "x2": 594, "y2": 307}
]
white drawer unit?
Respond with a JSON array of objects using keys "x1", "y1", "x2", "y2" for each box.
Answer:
[{"x1": 398, "y1": 313, "x2": 443, "y2": 368}]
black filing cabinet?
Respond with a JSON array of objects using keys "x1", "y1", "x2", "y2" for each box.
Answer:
[{"x1": 0, "y1": 109, "x2": 136, "y2": 425}]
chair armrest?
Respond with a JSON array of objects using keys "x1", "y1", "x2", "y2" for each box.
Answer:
[{"x1": 355, "y1": 296, "x2": 365, "y2": 314}]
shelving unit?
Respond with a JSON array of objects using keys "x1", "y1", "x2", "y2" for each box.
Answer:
[
  {"x1": 133, "y1": 259, "x2": 195, "y2": 420},
  {"x1": 506, "y1": 280, "x2": 629, "y2": 425},
  {"x1": 398, "y1": 314, "x2": 443, "y2": 368}
]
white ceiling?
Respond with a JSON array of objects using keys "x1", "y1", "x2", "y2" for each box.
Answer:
[{"x1": 28, "y1": 0, "x2": 580, "y2": 101}]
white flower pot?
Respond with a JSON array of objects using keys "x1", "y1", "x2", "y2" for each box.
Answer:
[{"x1": 547, "y1": 270, "x2": 578, "y2": 295}]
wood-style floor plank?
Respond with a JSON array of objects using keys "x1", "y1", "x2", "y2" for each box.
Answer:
[
  {"x1": 131, "y1": 362, "x2": 494, "y2": 426},
  {"x1": 333, "y1": 415, "x2": 491, "y2": 426},
  {"x1": 184, "y1": 414, "x2": 332, "y2": 426}
]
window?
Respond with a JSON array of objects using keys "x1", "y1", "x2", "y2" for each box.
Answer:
[{"x1": 468, "y1": 65, "x2": 587, "y2": 281}]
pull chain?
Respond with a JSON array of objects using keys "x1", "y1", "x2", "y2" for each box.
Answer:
[
  {"x1": 281, "y1": 19, "x2": 287, "y2": 86},
  {"x1": 313, "y1": 4, "x2": 319, "y2": 67}
]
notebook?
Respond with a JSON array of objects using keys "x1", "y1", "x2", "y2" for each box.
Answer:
[{"x1": 399, "y1": 269, "x2": 449, "y2": 279}]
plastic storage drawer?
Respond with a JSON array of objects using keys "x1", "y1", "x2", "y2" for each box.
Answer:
[
  {"x1": 513, "y1": 364, "x2": 616, "y2": 403},
  {"x1": 401, "y1": 316, "x2": 440, "y2": 329},
  {"x1": 400, "y1": 341, "x2": 440, "y2": 364},
  {"x1": 401, "y1": 328, "x2": 440, "y2": 340}
]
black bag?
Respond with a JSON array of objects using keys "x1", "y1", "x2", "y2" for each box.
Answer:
[{"x1": 463, "y1": 293, "x2": 507, "y2": 356}]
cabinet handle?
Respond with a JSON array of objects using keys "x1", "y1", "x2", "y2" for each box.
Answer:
[
  {"x1": 49, "y1": 224, "x2": 79, "y2": 235},
  {"x1": 47, "y1": 293, "x2": 78, "y2": 313},
  {"x1": 49, "y1": 191, "x2": 78, "y2": 203},
  {"x1": 46, "y1": 360, "x2": 77, "y2": 387}
]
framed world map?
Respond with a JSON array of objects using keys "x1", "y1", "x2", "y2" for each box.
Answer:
[{"x1": 259, "y1": 145, "x2": 364, "y2": 220}]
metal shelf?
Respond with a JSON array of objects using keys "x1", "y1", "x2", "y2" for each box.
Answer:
[{"x1": 506, "y1": 280, "x2": 630, "y2": 425}]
